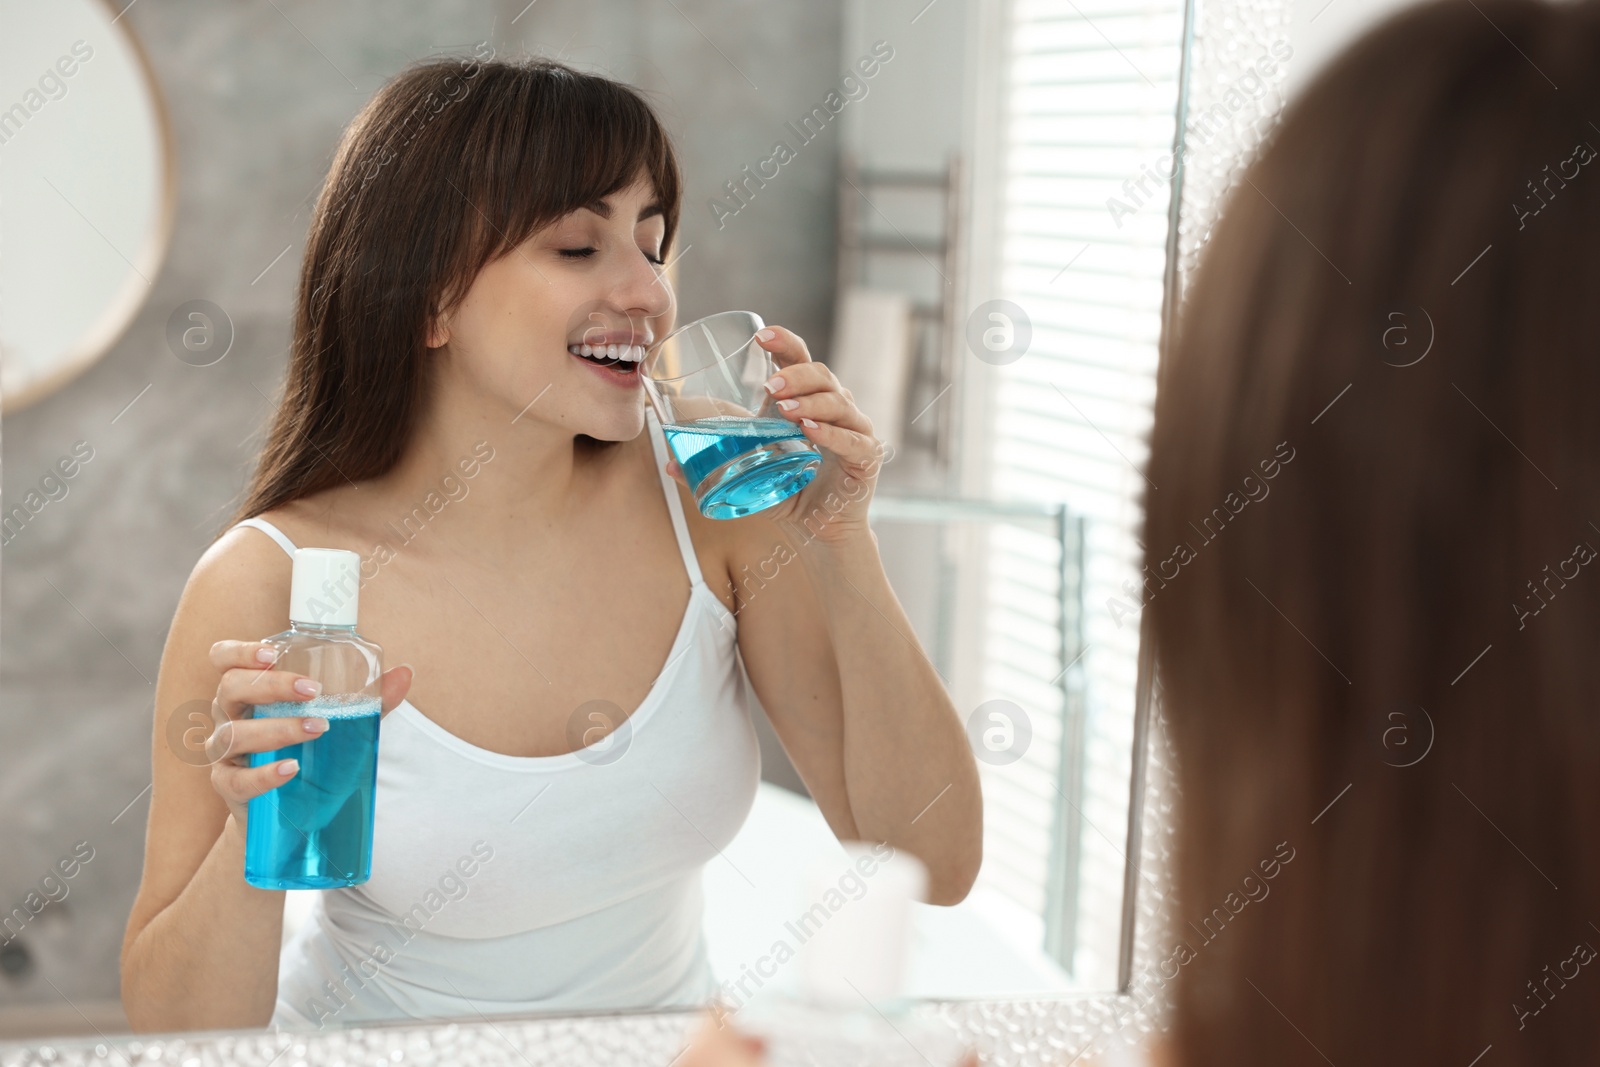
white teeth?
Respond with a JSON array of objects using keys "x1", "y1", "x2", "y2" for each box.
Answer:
[{"x1": 568, "y1": 343, "x2": 644, "y2": 362}]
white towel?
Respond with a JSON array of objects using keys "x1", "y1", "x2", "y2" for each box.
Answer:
[{"x1": 827, "y1": 287, "x2": 914, "y2": 447}]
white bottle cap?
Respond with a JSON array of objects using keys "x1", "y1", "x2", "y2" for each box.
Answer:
[{"x1": 289, "y1": 548, "x2": 362, "y2": 627}]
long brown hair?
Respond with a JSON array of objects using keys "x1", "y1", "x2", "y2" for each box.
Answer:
[
  {"x1": 1145, "y1": 0, "x2": 1600, "y2": 1062},
  {"x1": 219, "y1": 55, "x2": 682, "y2": 539}
]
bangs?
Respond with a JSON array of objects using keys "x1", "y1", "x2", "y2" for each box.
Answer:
[{"x1": 449, "y1": 60, "x2": 681, "y2": 268}]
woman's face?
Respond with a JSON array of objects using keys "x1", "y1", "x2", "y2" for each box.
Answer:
[{"x1": 429, "y1": 173, "x2": 675, "y2": 443}]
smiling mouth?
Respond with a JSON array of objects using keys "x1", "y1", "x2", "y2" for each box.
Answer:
[{"x1": 569, "y1": 343, "x2": 645, "y2": 372}]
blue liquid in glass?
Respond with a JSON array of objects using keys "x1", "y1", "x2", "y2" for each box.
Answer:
[
  {"x1": 663, "y1": 416, "x2": 821, "y2": 519},
  {"x1": 244, "y1": 697, "x2": 382, "y2": 890}
]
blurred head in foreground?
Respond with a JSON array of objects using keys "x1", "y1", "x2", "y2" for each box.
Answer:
[{"x1": 1144, "y1": 0, "x2": 1600, "y2": 1062}]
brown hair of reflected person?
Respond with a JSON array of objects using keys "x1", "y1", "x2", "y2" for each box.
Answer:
[
  {"x1": 1144, "y1": 0, "x2": 1600, "y2": 1062},
  {"x1": 218, "y1": 55, "x2": 682, "y2": 539}
]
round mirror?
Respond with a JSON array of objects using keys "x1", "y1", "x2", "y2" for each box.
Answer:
[{"x1": 0, "y1": 0, "x2": 176, "y2": 413}]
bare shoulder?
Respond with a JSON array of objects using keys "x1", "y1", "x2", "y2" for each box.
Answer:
[
  {"x1": 162, "y1": 498, "x2": 362, "y2": 721},
  {"x1": 674, "y1": 478, "x2": 740, "y2": 597},
  {"x1": 188, "y1": 512, "x2": 300, "y2": 621},
  {"x1": 161, "y1": 512, "x2": 300, "y2": 732},
  {"x1": 678, "y1": 487, "x2": 798, "y2": 615},
  {"x1": 628, "y1": 427, "x2": 744, "y2": 608}
]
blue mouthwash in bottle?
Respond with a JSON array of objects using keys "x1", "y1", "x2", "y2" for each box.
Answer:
[{"x1": 244, "y1": 547, "x2": 383, "y2": 890}]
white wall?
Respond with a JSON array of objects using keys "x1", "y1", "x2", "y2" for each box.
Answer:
[
  {"x1": 840, "y1": 0, "x2": 975, "y2": 168},
  {"x1": 1285, "y1": 0, "x2": 1422, "y2": 97}
]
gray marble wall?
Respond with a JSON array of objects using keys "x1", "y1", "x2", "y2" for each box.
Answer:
[{"x1": 0, "y1": 0, "x2": 844, "y2": 1014}]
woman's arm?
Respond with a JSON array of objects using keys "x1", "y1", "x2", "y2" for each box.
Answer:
[
  {"x1": 700, "y1": 326, "x2": 983, "y2": 906},
  {"x1": 733, "y1": 522, "x2": 982, "y2": 905},
  {"x1": 120, "y1": 531, "x2": 293, "y2": 1031},
  {"x1": 122, "y1": 815, "x2": 287, "y2": 1031}
]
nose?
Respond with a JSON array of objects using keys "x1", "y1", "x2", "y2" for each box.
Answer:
[{"x1": 615, "y1": 246, "x2": 675, "y2": 328}]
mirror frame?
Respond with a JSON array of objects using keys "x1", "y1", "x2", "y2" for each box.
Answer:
[
  {"x1": 2, "y1": 0, "x2": 179, "y2": 415},
  {"x1": 0, "y1": 0, "x2": 1302, "y2": 1054}
]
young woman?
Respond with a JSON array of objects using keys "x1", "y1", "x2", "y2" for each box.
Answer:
[
  {"x1": 120, "y1": 56, "x2": 981, "y2": 1033},
  {"x1": 1143, "y1": 0, "x2": 1600, "y2": 1063}
]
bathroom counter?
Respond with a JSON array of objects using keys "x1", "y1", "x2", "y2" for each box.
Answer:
[{"x1": 0, "y1": 1000, "x2": 973, "y2": 1067}]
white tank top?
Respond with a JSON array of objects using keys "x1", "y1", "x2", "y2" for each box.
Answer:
[{"x1": 229, "y1": 410, "x2": 763, "y2": 1029}]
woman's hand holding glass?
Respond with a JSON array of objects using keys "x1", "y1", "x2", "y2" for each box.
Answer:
[{"x1": 665, "y1": 324, "x2": 885, "y2": 544}]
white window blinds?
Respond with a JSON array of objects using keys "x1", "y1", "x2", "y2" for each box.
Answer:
[{"x1": 972, "y1": 0, "x2": 1184, "y2": 988}]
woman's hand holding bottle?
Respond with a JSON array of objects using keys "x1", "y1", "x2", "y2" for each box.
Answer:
[{"x1": 203, "y1": 639, "x2": 412, "y2": 836}]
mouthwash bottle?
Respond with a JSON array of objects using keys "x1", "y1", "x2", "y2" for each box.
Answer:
[{"x1": 244, "y1": 547, "x2": 384, "y2": 890}]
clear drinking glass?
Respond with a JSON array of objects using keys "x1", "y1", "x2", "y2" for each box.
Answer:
[{"x1": 642, "y1": 310, "x2": 823, "y2": 519}]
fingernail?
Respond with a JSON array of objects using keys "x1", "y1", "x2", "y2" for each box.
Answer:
[
  {"x1": 304, "y1": 717, "x2": 329, "y2": 734},
  {"x1": 764, "y1": 374, "x2": 784, "y2": 394},
  {"x1": 257, "y1": 647, "x2": 279, "y2": 664},
  {"x1": 801, "y1": 417, "x2": 818, "y2": 428},
  {"x1": 294, "y1": 678, "x2": 321, "y2": 697},
  {"x1": 777, "y1": 398, "x2": 799, "y2": 411},
  {"x1": 278, "y1": 759, "x2": 299, "y2": 777},
  {"x1": 756, "y1": 328, "x2": 775, "y2": 341}
]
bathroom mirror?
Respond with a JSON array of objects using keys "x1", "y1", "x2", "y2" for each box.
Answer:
[
  {"x1": 0, "y1": 0, "x2": 176, "y2": 413},
  {"x1": 0, "y1": 0, "x2": 1291, "y2": 1059}
]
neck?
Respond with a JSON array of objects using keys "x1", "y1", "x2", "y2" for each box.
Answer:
[{"x1": 366, "y1": 364, "x2": 619, "y2": 564}]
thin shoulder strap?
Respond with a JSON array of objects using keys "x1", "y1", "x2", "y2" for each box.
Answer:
[
  {"x1": 645, "y1": 409, "x2": 706, "y2": 588},
  {"x1": 230, "y1": 517, "x2": 298, "y2": 560}
]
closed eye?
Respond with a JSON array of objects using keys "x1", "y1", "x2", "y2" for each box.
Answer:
[{"x1": 560, "y1": 247, "x2": 666, "y2": 265}]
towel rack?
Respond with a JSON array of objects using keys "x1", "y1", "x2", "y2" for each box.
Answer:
[{"x1": 836, "y1": 153, "x2": 966, "y2": 490}]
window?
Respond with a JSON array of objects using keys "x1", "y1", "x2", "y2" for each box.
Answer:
[{"x1": 968, "y1": 0, "x2": 1185, "y2": 988}]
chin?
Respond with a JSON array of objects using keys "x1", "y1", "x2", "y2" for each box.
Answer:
[{"x1": 578, "y1": 406, "x2": 647, "y2": 444}]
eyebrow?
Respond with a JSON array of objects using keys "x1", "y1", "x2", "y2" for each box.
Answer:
[{"x1": 583, "y1": 198, "x2": 665, "y2": 223}]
